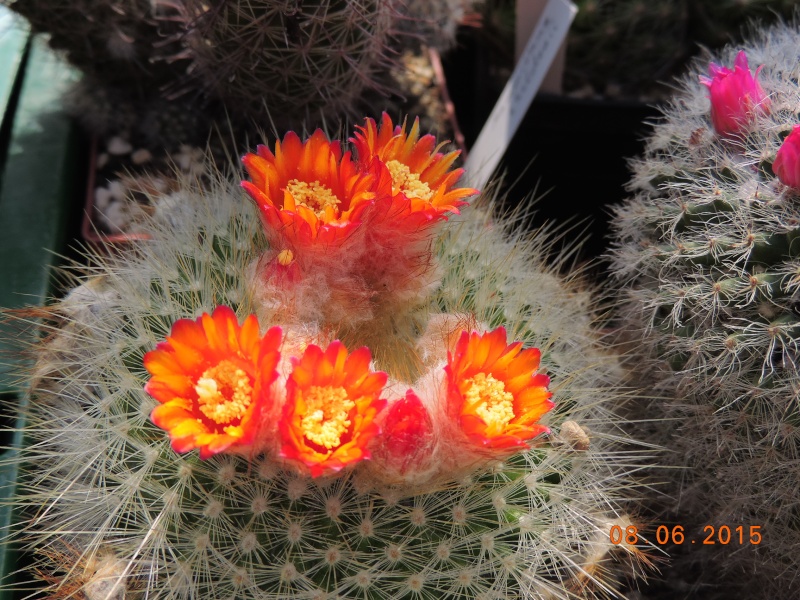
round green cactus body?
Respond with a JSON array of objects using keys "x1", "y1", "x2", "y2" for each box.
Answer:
[
  {"x1": 608, "y1": 19, "x2": 800, "y2": 598},
  {"x1": 7, "y1": 141, "x2": 648, "y2": 598}
]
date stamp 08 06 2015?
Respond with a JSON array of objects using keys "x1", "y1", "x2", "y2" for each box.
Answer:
[{"x1": 610, "y1": 524, "x2": 763, "y2": 546}]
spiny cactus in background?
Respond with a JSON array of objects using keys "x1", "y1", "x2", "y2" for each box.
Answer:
[
  {"x1": 3, "y1": 0, "x2": 466, "y2": 148},
  {"x1": 170, "y1": 0, "x2": 403, "y2": 127},
  {"x1": 395, "y1": 0, "x2": 480, "y2": 51},
  {"x1": 566, "y1": 0, "x2": 798, "y2": 98},
  {"x1": 608, "y1": 20, "x2": 800, "y2": 598},
  {"x1": 4, "y1": 116, "x2": 650, "y2": 599},
  {"x1": 2, "y1": 0, "x2": 183, "y2": 88}
]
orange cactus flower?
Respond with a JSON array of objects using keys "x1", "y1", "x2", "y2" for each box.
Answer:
[
  {"x1": 241, "y1": 129, "x2": 389, "y2": 248},
  {"x1": 144, "y1": 306, "x2": 282, "y2": 459},
  {"x1": 445, "y1": 327, "x2": 553, "y2": 450},
  {"x1": 280, "y1": 341, "x2": 387, "y2": 477},
  {"x1": 351, "y1": 113, "x2": 478, "y2": 226}
]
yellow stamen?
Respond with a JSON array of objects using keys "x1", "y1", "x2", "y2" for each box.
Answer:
[
  {"x1": 463, "y1": 373, "x2": 515, "y2": 428},
  {"x1": 300, "y1": 386, "x2": 355, "y2": 450},
  {"x1": 195, "y1": 360, "x2": 253, "y2": 424},
  {"x1": 286, "y1": 179, "x2": 341, "y2": 217},
  {"x1": 386, "y1": 160, "x2": 433, "y2": 201},
  {"x1": 277, "y1": 249, "x2": 294, "y2": 266}
]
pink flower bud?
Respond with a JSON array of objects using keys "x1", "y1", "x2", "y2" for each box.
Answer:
[
  {"x1": 700, "y1": 51, "x2": 770, "y2": 137},
  {"x1": 774, "y1": 124, "x2": 800, "y2": 189}
]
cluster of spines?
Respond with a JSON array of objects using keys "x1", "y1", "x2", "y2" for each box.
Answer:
[{"x1": 607, "y1": 19, "x2": 800, "y2": 598}]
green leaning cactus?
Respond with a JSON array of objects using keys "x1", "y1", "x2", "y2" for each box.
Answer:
[
  {"x1": 608, "y1": 18, "x2": 800, "y2": 599},
  {"x1": 2, "y1": 120, "x2": 649, "y2": 599}
]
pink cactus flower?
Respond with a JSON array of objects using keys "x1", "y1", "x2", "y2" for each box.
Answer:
[
  {"x1": 700, "y1": 50, "x2": 770, "y2": 137},
  {"x1": 774, "y1": 124, "x2": 800, "y2": 189}
]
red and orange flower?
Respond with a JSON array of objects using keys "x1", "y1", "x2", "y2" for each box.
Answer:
[
  {"x1": 445, "y1": 327, "x2": 553, "y2": 450},
  {"x1": 144, "y1": 306, "x2": 282, "y2": 459},
  {"x1": 351, "y1": 113, "x2": 477, "y2": 228},
  {"x1": 242, "y1": 129, "x2": 390, "y2": 248},
  {"x1": 280, "y1": 341, "x2": 387, "y2": 477}
]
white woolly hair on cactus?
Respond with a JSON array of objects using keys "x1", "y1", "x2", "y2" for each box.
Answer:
[
  {"x1": 1, "y1": 119, "x2": 651, "y2": 600},
  {"x1": 608, "y1": 15, "x2": 800, "y2": 599}
]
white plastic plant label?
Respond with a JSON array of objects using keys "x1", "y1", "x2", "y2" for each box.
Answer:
[{"x1": 464, "y1": 0, "x2": 577, "y2": 190}]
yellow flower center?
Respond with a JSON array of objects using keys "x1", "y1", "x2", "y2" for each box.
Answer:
[
  {"x1": 386, "y1": 160, "x2": 433, "y2": 201},
  {"x1": 463, "y1": 373, "x2": 515, "y2": 429},
  {"x1": 300, "y1": 386, "x2": 355, "y2": 450},
  {"x1": 286, "y1": 179, "x2": 341, "y2": 217},
  {"x1": 277, "y1": 248, "x2": 294, "y2": 266},
  {"x1": 195, "y1": 360, "x2": 254, "y2": 425}
]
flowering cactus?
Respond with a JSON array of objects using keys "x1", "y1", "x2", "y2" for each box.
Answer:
[
  {"x1": 4, "y1": 116, "x2": 648, "y2": 599},
  {"x1": 242, "y1": 115, "x2": 478, "y2": 378},
  {"x1": 608, "y1": 20, "x2": 800, "y2": 599},
  {"x1": 699, "y1": 50, "x2": 771, "y2": 137}
]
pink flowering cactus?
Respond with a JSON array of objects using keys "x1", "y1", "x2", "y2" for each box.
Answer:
[
  {"x1": 700, "y1": 50, "x2": 770, "y2": 137},
  {"x1": 774, "y1": 124, "x2": 800, "y2": 189}
]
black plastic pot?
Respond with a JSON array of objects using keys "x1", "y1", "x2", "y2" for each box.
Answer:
[{"x1": 442, "y1": 27, "x2": 661, "y2": 270}]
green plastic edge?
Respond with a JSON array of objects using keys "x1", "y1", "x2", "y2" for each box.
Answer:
[
  {"x1": 0, "y1": 33, "x2": 81, "y2": 597},
  {"x1": 0, "y1": 34, "x2": 80, "y2": 393},
  {"x1": 0, "y1": 7, "x2": 29, "y2": 133}
]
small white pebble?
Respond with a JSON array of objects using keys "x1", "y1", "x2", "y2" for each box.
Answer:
[
  {"x1": 107, "y1": 180, "x2": 127, "y2": 201},
  {"x1": 100, "y1": 200, "x2": 130, "y2": 233},
  {"x1": 107, "y1": 136, "x2": 133, "y2": 155},
  {"x1": 94, "y1": 186, "x2": 112, "y2": 210},
  {"x1": 96, "y1": 152, "x2": 109, "y2": 169},
  {"x1": 131, "y1": 148, "x2": 153, "y2": 164}
]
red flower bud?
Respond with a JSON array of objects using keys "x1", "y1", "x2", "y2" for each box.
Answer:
[{"x1": 379, "y1": 390, "x2": 435, "y2": 475}]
